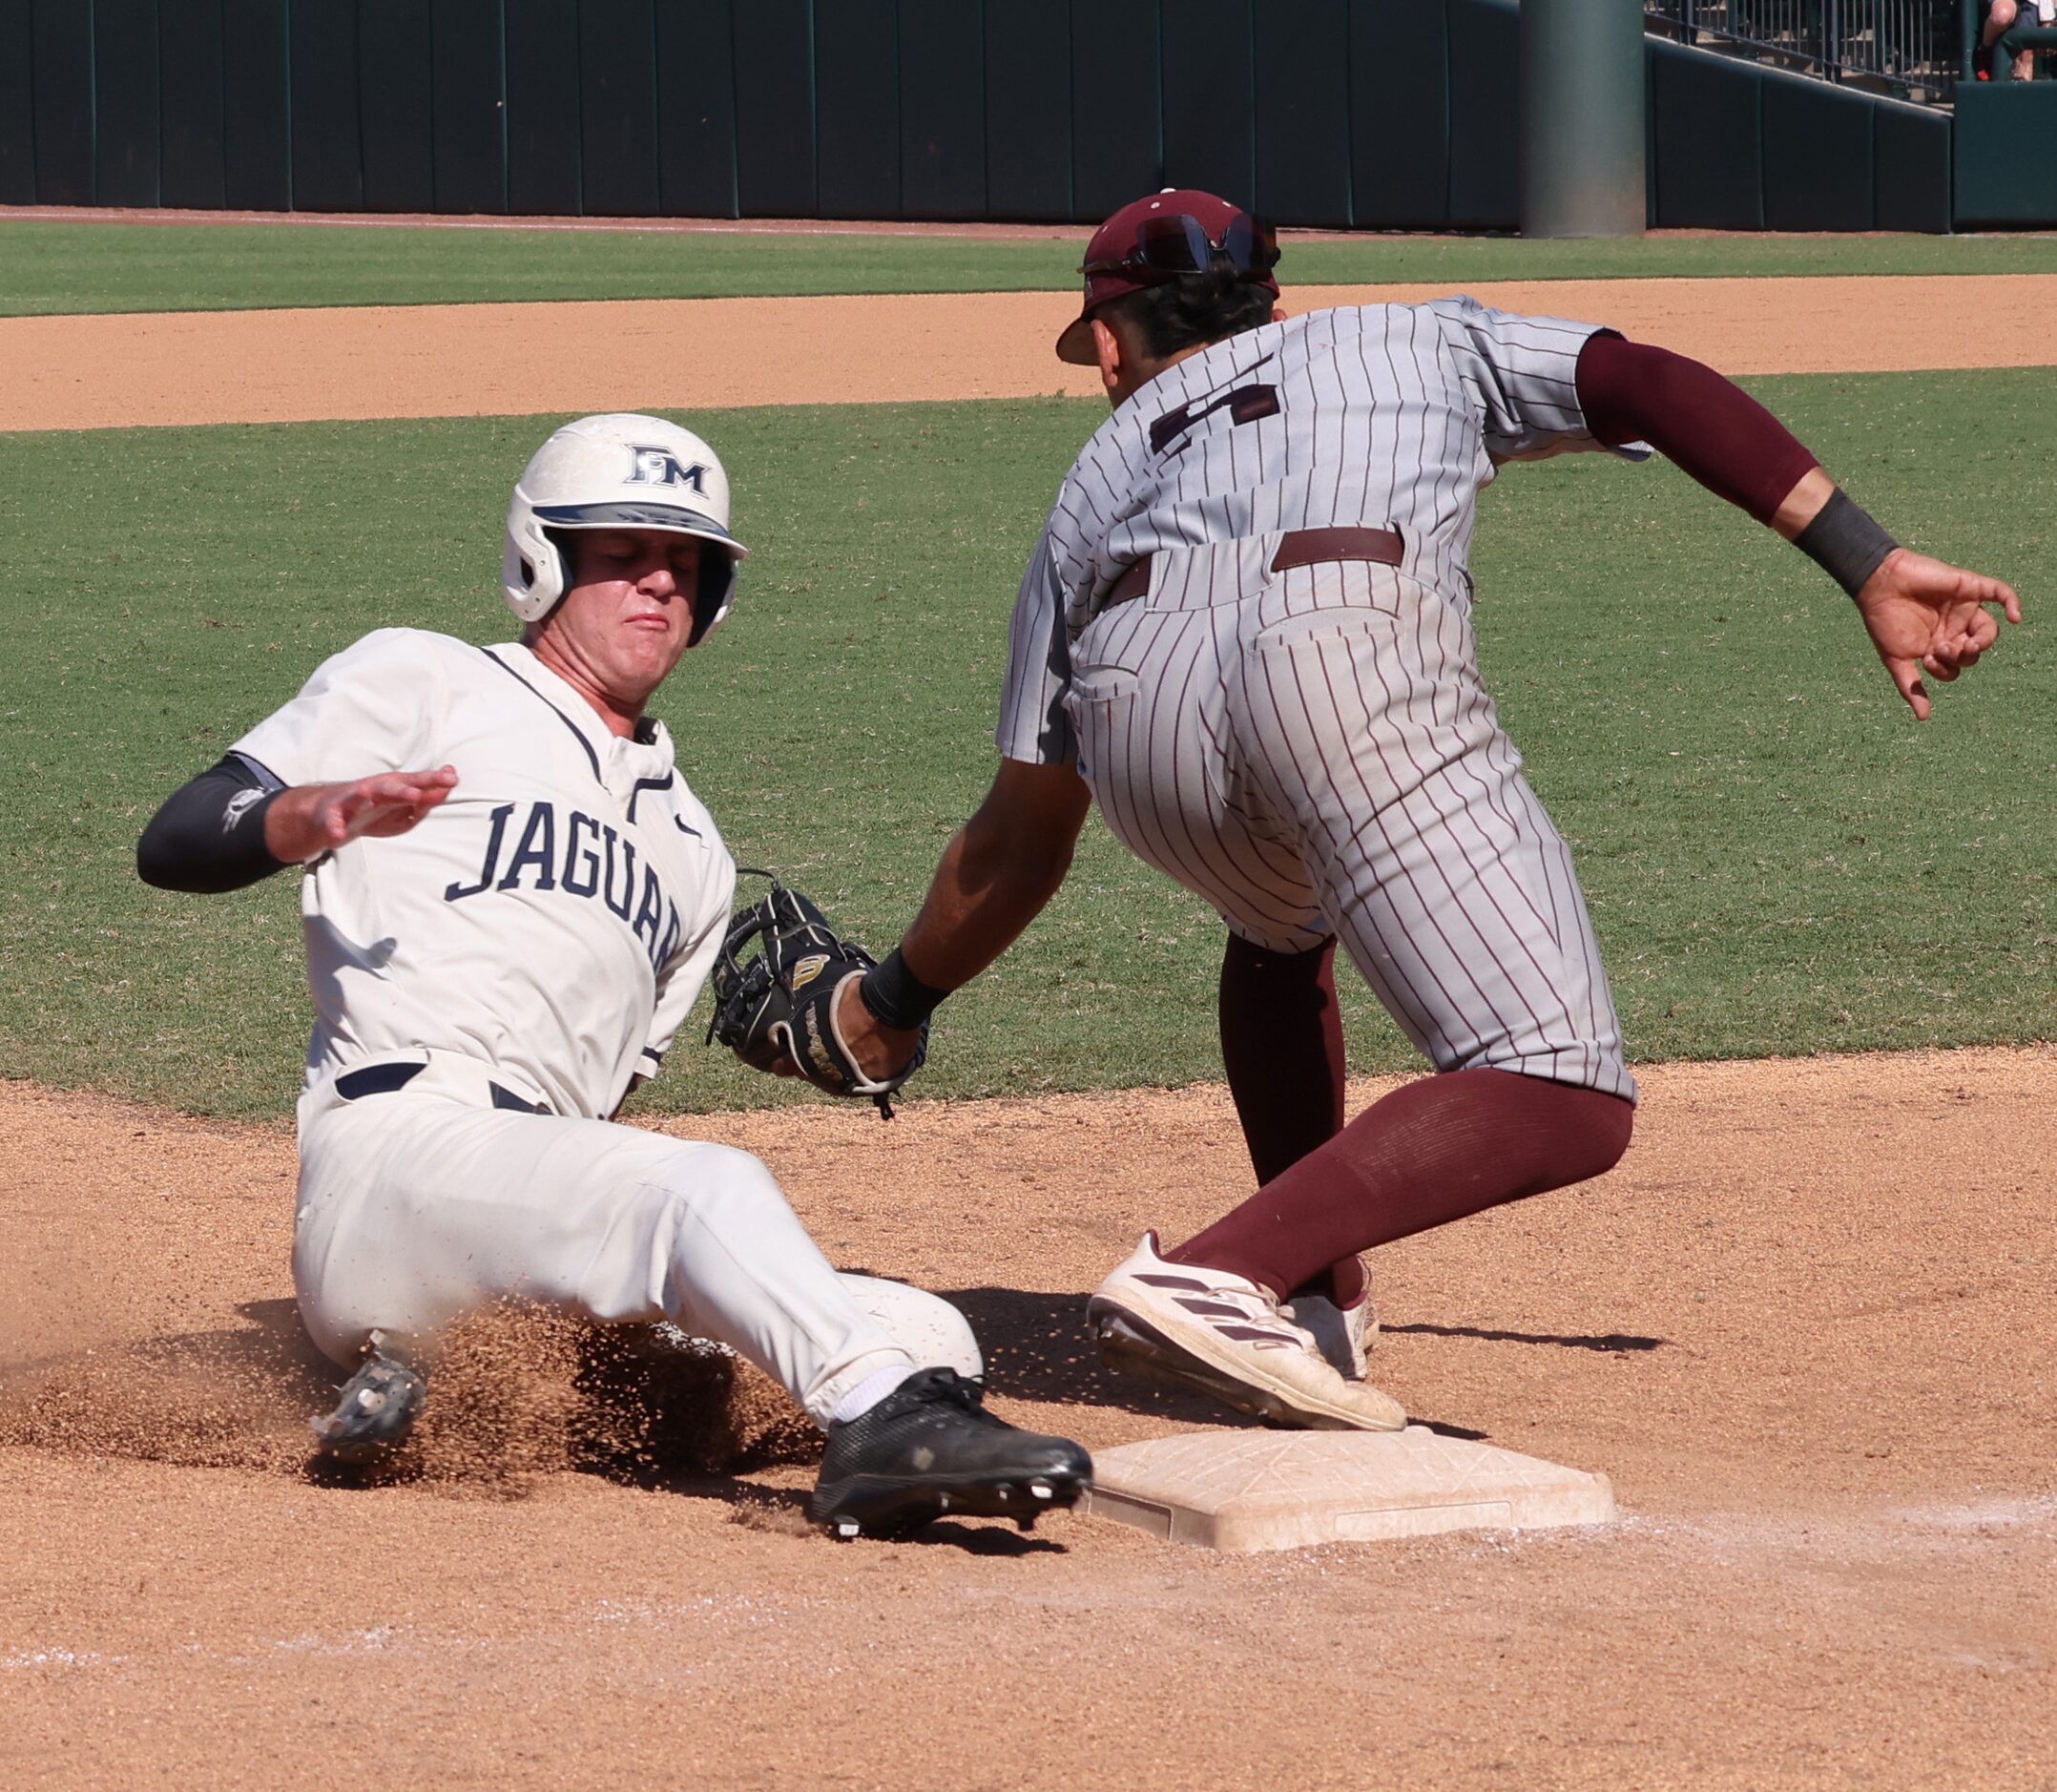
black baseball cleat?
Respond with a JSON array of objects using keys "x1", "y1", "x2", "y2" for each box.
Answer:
[
  {"x1": 310, "y1": 1332, "x2": 426, "y2": 1468},
  {"x1": 807, "y1": 1366, "x2": 1092, "y2": 1540}
]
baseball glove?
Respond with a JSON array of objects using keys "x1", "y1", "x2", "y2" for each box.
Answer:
[{"x1": 706, "y1": 875, "x2": 927, "y2": 1119}]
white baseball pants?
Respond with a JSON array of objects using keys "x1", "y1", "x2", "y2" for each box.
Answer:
[
  {"x1": 292, "y1": 1054, "x2": 924, "y2": 1425},
  {"x1": 1066, "y1": 555, "x2": 1635, "y2": 1102}
]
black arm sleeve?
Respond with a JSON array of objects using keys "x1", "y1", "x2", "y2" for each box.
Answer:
[{"x1": 135, "y1": 753, "x2": 290, "y2": 893}]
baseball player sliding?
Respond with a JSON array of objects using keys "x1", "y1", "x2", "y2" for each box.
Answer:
[
  {"x1": 135, "y1": 413, "x2": 1090, "y2": 1537},
  {"x1": 817, "y1": 190, "x2": 2021, "y2": 1432}
]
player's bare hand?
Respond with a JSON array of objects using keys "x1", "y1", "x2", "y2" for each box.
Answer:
[
  {"x1": 834, "y1": 976, "x2": 925, "y2": 1082},
  {"x1": 266, "y1": 767, "x2": 460, "y2": 863},
  {"x1": 1854, "y1": 550, "x2": 2021, "y2": 720}
]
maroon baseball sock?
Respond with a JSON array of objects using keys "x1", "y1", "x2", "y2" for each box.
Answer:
[
  {"x1": 1216, "y1": 934, "x2": 1364, "y2": 1311},
  {"x1": 1170, "y1": 1068, "x2": 1634, "y2": 1301}
]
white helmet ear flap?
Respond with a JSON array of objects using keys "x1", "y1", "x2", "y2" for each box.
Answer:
[{"x1": 502, "y1": 492, "x2": 570, "y2": 623}]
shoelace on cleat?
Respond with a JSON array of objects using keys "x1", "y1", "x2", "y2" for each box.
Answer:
[
  {"x1": 925, "y1": 1372, "x2": 984, "y2": 1414},
  {"x1": 891, "y1": 1370, "x2": 996, "y2": 1431}
]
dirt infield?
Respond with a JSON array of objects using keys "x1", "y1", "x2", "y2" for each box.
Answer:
[
  {"x1": 4, "y1": 1052, "x2": 2052, "y2": 1788},
  {"x1": 4, "y1": 274, "x2": 2047, "y2": 431}
]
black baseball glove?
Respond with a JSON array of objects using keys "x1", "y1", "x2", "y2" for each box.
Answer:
[{"x1": 706, "y1": 874, "x2": 927, "y2": 1118}]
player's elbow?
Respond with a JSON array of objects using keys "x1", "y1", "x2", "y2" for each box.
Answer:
[
  {"x1": 967, "y1": 761, "x2": 1091, "y2": 899},
  {"x1": 136, "y1": 831, "x2": 236, "y2": 894},
  {"x1": 135, "y1": 773, "x2": 287, "y2": 894},
  {"x1": 1015, "y1": 830, "x2": 1079, "y2": 901},
  {"x1": 963, "y1": 810, "x2": 1074, "y2": 908},
  {"x1": 135, "y1": 806, "x2": 196, "y2": 890}
]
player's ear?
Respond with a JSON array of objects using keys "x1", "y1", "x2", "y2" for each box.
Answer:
[
  {"x1": 1091, "y1": 317, "x2": 1127, "y2": 403},
  {"x1": 1271, "y1": 304, "x2": 1288, "y2": 322}
]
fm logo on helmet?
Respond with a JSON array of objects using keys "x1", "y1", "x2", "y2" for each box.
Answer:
[{"x1": 626, "y1": 448, "x2": 707, "y2": 492}]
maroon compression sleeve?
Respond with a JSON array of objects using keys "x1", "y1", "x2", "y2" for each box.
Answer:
[
  {"x1": 1218, "y1": 935, "x2": 1345, "y2": 1186},
  {"x1": 1576, "y1": 331, "x2": 1818, "y2": 525},
  {"x1": 1216, "y1": 935, "x2": 1365, "y2": 1311},
  {"x1": 1170, "y1": 1069, "x2": 1634, "y2": 1301}
]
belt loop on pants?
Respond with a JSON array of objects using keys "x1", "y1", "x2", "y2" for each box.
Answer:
[{"x1": 1102, "y1": 525, "x2": 1405, "y2": 610}]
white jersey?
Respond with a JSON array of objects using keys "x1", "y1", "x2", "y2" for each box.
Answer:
[
  {"x1": 248, "y1": 625, "x2": 959, "y2": 1426},
  {"x1": 998, "y1": 296, "x2": 1644, "y2": 764},
  {"x1": 232, "y1": 627, "x2": 735, "y2": 1121}
]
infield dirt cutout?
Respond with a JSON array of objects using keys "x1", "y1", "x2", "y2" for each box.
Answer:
[
  {"x1": 3, "y1": 273, "x2": 2051, "y2": 429},
  {"x1": 5, "y1": 1052, "x2": 2053, "y2": 1787},
  {"x1": 4, "y1": 281, "x2": 2053, "y2": 1786}
]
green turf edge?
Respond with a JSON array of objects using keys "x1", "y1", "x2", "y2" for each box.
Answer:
[{"x1": 9, "y1": 218, "x2": 2057, "y2": 317}]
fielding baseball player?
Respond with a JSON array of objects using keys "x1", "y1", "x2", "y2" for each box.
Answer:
[
  {"x1": 819, "y1": 190, "x2": 2021, "y2": 1431},
  {"x1": 135, "y1": 412, "x2": 1090, "y2": 1536}
]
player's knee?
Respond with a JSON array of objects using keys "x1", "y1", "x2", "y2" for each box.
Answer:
[
  {"x1": 297, "y1": 1302, "x2": 367, "y2": 1369},
  {"x1": 1571, "y1": 1088, "x2": 1635, "y2": 1181},
  {"x1": 631, "y1": 1141, "x2": 795, "y2": 1260},
  {"x1": 1992, "y1": 0, "x2": 2021, "y2": 29},
  {"x1": 840, "y1": 1274, "x2": 984, "y2": 1379},
  {"x1": 659, "y1": 1141, "x2": 783, "y2": 1210}
]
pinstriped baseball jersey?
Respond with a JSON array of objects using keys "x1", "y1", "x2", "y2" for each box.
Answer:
[{"x1": 995, "y1": 297, "x2": 1643, "y2": 1100}]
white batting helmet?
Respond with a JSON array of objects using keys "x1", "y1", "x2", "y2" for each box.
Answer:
[{"x1": 502, "y1": 412, "x2": 749, "y2": 643}]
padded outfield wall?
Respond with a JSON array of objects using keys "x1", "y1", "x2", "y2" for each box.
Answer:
[{"x1": 0, "y1": 0, "x2": 1949, "y2": 232}]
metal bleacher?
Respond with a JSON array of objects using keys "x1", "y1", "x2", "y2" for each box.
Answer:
[{"x1": 1643, "y1": 0, "x2": 1961, "y2": 103}]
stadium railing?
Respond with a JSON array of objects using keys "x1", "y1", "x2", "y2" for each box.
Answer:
[{"x1": 1644, "y1": 0, "x2": 1957, "y2": 102}]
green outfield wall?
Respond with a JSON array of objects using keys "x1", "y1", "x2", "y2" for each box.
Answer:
[
  {"x1": 1951, "y1": 81, "x2": 2057, "y2": 227},
  {"x1": 0, "y1": 0, "x2": 1951, "y2": 232}
]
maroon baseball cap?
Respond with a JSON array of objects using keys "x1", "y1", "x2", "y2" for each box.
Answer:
[{"x1": 1055, "y1": 188, "x2": 1281, "y2": 365}]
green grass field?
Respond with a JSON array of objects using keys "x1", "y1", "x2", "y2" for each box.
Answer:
[
  {"x1": 8, "y1": 218, "x2": 2057, "y2": 317},
  {"x1": 0, "y1": 369, "x2": 2047, "y2": 1119}
]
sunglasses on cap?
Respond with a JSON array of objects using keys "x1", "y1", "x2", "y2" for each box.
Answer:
[{"x1": 1081, "y1": 212, "x2": 1281, "y2": 281}]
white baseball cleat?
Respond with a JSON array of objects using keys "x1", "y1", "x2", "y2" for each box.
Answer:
[
  {"x1": 1285, "y1": 1260, "x2": 1377, "y2": 1382},
  {"x1": 1088, "y1": 1234, "x2": 1405, "y2": 1432}
]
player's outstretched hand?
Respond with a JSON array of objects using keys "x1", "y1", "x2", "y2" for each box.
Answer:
[
  {"x1": 265, "y1": 767, "x2": 460, "y2": 864},
  {"x1": 1856, "y1": 550, "x2": 2022, "y2": 720}
]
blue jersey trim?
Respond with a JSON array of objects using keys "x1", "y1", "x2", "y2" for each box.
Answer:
[{"x1": 625, "y1": 772, "x2": 674, "y2": 823}]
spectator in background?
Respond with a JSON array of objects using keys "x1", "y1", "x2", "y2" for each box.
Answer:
[{"x1": 1983, "y1": 0, "x2": 2048, "y2": 80}]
